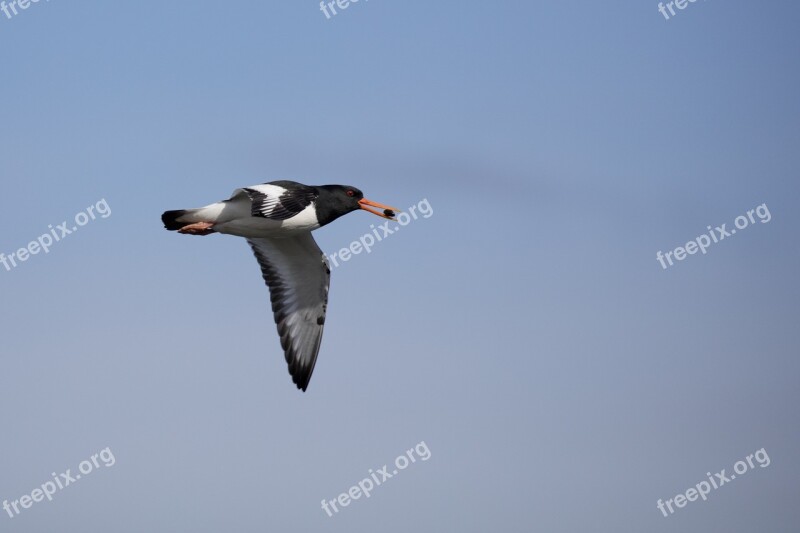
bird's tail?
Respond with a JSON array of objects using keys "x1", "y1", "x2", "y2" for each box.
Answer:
[
  {"x1": 163, "y1": 200, "x2": 229, "y2": 234},
  {"x1": 161, "y1": 209, "x2": 202, "y2": 231}
]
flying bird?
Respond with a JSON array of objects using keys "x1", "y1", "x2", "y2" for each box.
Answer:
[{"x1": 161, "y1": 180, "x2": 399, "y2": 391}]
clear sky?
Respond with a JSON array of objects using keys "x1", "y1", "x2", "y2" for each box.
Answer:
[{"x1": 1, "y1": 1, "x2": 799, "y2": 531}]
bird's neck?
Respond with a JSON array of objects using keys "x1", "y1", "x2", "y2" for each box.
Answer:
[{"x1": 314, "y1": 187, "x2": 352, "y2": 227}]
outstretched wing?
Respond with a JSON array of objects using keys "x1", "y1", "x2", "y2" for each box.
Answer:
[
  {"x1": 246, "y1": 233, "x2": 330, "y2": 391},
  {"x1": 242, "y1": 183, "x2": 318, "y2": 221}
]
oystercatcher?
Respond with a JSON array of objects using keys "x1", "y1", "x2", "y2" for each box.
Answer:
[{"x1": 161, "y1": 180, "x2": 399, "y2": 391}]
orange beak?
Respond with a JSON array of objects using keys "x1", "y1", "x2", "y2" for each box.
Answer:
[{"x1": 359, "y1": 198, "x2": 400, "y2": 220}]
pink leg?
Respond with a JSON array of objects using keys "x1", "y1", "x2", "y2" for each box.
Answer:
[{"x1": 178, "y1": 222, "x2": 215, "y2": 236}]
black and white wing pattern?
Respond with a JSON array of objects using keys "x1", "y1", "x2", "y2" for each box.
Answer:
[
  {"x1": 243, "y1": 181, "x2": 318, "y2": 221},
  {"x1": 247, "y1": 233, "x2": 331, "y2": 391}
]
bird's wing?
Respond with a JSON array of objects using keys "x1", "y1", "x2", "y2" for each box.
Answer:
[
  {"x1": 246, "y1": 233, "x2": 330, "y2": 391},
  {"x1": 242, "y1": 183, "x2": 317, "y2": 221}
]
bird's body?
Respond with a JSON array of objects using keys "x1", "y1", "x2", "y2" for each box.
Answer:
[
  {"x1": 179, "y1": 182, "x2": 323, "y2": 238},
  {"x1": 162, "y1": 180, "x2": 398, "y2": 391}
]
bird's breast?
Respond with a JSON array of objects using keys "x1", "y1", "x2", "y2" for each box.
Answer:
[
  {"x1": 279, "y1": 203, "x2": 321, "y2": 232},
  {"x1": 214, "y1": 202, "x2": 321, "y2": 238}
]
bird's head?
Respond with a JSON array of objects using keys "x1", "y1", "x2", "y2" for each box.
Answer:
[{"x1": 317, "y1": 185, "x2": 400, "y2": 225}]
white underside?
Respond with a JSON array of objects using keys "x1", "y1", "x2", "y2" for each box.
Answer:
[{"x1": 180, "y1": 189, "x2": 321, "y2": 238}]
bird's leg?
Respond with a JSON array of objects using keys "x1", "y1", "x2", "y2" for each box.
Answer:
[{"x1": 178, "y1": 222, "x2": 216, "y2": 236}]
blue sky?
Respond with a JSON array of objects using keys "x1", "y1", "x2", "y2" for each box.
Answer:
[{"x1": 1, "y1": 1, "x2": 799, "y2": 531}]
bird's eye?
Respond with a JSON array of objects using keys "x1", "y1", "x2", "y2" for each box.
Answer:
[{"x1": 347, "y1": 190, "x2": 355, "y2": 197}]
